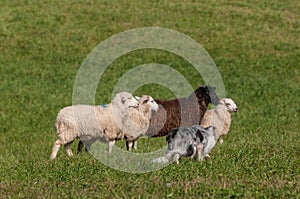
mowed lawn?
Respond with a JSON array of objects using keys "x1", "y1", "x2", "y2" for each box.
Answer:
[{"x1": 0, "y1": 0, "x2": 299, "y2": 198}]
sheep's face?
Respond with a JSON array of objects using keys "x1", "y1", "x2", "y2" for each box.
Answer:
[
  {"x1": 220, "y1": 98, "x2": 238, "y2": 113},
  {"x1": 138, "y1": 95, "x2": 159, "y2": 112},
  {"x1": 195, "y1": 85, "x2": 219, "y2": 105},
  {"x1": 117, "y1": 92, "x2": 139, "y2": 109}
]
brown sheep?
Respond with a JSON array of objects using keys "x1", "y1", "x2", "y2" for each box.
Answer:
[
  {"x1": 128, "y1": 85, "x2": 219, "y2": 150},
  {"x1": 147, "y1": 85, "x2": 219, "y2": 137}
]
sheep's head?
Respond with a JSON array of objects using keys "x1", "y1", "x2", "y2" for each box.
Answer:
[
  {"x1": 137, "y1": 95, "x2": 159, "y2": 112},
  {"x1": 195, "y1": 85, "x2": 219, "y2": 105},
  {"x1": 219, "y1": 98, "x2": 238, "y2": 113},
  {"x1": 114, "y1": 92, "x2": 139, "y2": 109}
]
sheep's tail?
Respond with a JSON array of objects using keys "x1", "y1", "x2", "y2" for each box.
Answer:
[{"x1": 55, "y1": 119, "x2": 78, "y2": 143}]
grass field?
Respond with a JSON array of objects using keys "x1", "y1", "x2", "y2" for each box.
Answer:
[{"x1": 0, "y1": 0, "x2": 299, "y2": 198}]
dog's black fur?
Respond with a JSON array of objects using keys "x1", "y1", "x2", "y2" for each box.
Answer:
[{"x1": 152, "y1": 125, "x2": 215, "y2": 164}]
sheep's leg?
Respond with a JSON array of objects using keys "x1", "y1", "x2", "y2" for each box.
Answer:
[
  {"x1": 197, "y1": 144, "x2": 204, "y2": 161},
  {"x1": 77, "y1": 140, "x2": 84, "y2": 153},
  {"x1": 50, "y1": 139, "x2": 62, "y2": 160},
  {"x1": 126, "y1": 140, "x2": 130, "y2": 151},
  {"x1": 133, "y1": 140, "x2": 138, "y2": 150},
  {"x1": 64, "y1": 142, "x2": 73, "y2": 157},
  {"x1": 127, "y1": 141, "x2": 134, "y2": 151},
  {"x1": 219, "y1": 138, "x2": 224, "y2": 144},
  {"x1": 108, "y1": 140, "x2": 115, "y2": 153}
]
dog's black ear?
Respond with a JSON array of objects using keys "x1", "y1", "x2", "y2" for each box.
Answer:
[
  {"x1": 206, "y1": 126, "x2": 216, "y2": 132},
  {"x1": 166, "y1": 128, "x2": 178, "y2": 142},
  {"x1": 171, "y1": 128, "x2": 178, "y2": 139},
  {"x1": 196, "y1": 129, "x2": 204, "y2": 142}
]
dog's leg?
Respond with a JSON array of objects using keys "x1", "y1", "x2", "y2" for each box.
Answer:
[
  {"x1": 173, "y1": 153, "x2": 180, "y2": 164},
  {"x1": 204, "y1": 154, "x2": 211, "y2": 159},
  {"x1": 219, "y1": 138, "x2": 223, "y2": 144},
  {"x1": 108, "y1": 140, "x2": 115, "y2": 153},
  {"x1": 197, "y1": 144, "x2": 204, "y2": 161}
]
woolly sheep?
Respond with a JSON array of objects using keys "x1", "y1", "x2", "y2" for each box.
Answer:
[
  {"x1": 201, "y1": 98, "x2": 238, "y2": 146},
  {"x1": 123, "y1": 95, "x2": 159, "y2": 151},
  {"x1": 50, "y1": 92, "x2": 139, "y2": 159},
  {"x1": 77, "y1": 85, "x2": 220, "y2": 152}
]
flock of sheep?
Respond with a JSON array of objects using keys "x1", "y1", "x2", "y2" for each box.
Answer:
[{"x1": 50, "y1": 85, "x2": 238, "y2": 164}]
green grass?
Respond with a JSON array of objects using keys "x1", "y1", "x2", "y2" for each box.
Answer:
[{"x1": 1, "y1": 0, "x2": 299, "y2": 198}]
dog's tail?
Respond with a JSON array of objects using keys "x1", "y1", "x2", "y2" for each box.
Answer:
[
  {"x1": 152, "y1": 149, "x2": 188, "y2": 164},
  {"x1": 151, "y1": 156, "x2": 169, "y2": 164}
]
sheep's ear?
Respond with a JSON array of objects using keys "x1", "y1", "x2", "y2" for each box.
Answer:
[
  {"x1": 219, "y1": 99, "x2": 225, "y2": 105},
  {"x1": 121, "y1": 96, "x2": 127, "y2": 103},
  {"x1": 135, "y1": 96, "x2": 140, "y2": 100}
]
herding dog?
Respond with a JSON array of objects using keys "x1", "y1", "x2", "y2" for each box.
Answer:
[{"x1": 152, "y1": 125, "x2": 217, "y2": 164}]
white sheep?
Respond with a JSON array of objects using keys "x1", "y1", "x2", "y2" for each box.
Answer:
[
  {"x1": 123, "y1": 95, "x2": 159, "y2": 151},
  {"x1": 200, "y1": 98, "x2": 238, "y2": 146},
  {"x1": 50, "y1": 92, "x2": 139, "y2": 159}
]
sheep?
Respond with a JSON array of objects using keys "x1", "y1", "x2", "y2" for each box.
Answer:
[
  {"x1": 200, "y1": 98, "x2": 238, "y2": 147},
  {"x1": 123, "y1": 85, "x2": 219, "y2": 150},
  {"x1": 153, "y1": 98, "x2": 238, "y2": 163},
  {"x1": 147, "y1": 85, "x2": 219, "y2": 137},
  {"x1": 50, "y1": 92, "x2": 139, "y2": 160},
  {"x1": 122, "y1": 95, "x2": 159, "y2": 151},
  {"x1": 77, "y1": 85, "x2": 220, "y2": 152}
]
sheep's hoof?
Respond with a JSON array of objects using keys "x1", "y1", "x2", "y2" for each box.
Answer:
[{"x1": 50, "y1": 156, "x2": 56, "y2": 160}]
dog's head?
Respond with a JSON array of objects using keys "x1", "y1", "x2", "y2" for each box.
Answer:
[
  {"x1": 195, "y1": 129, "x2": 204, "y2": 142},
  {"x1": 136, "y1": 95, "x2": 159, "y2": 112},
  {"x1": 205, "y1": 126, "x2": 216, "y2": 134},
  {"x1": 194, "y1": 85, "x2": 219, "y2": 105},
  {"x1": 219, "y1": 98, "x2": 238, "y2": 113}
]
